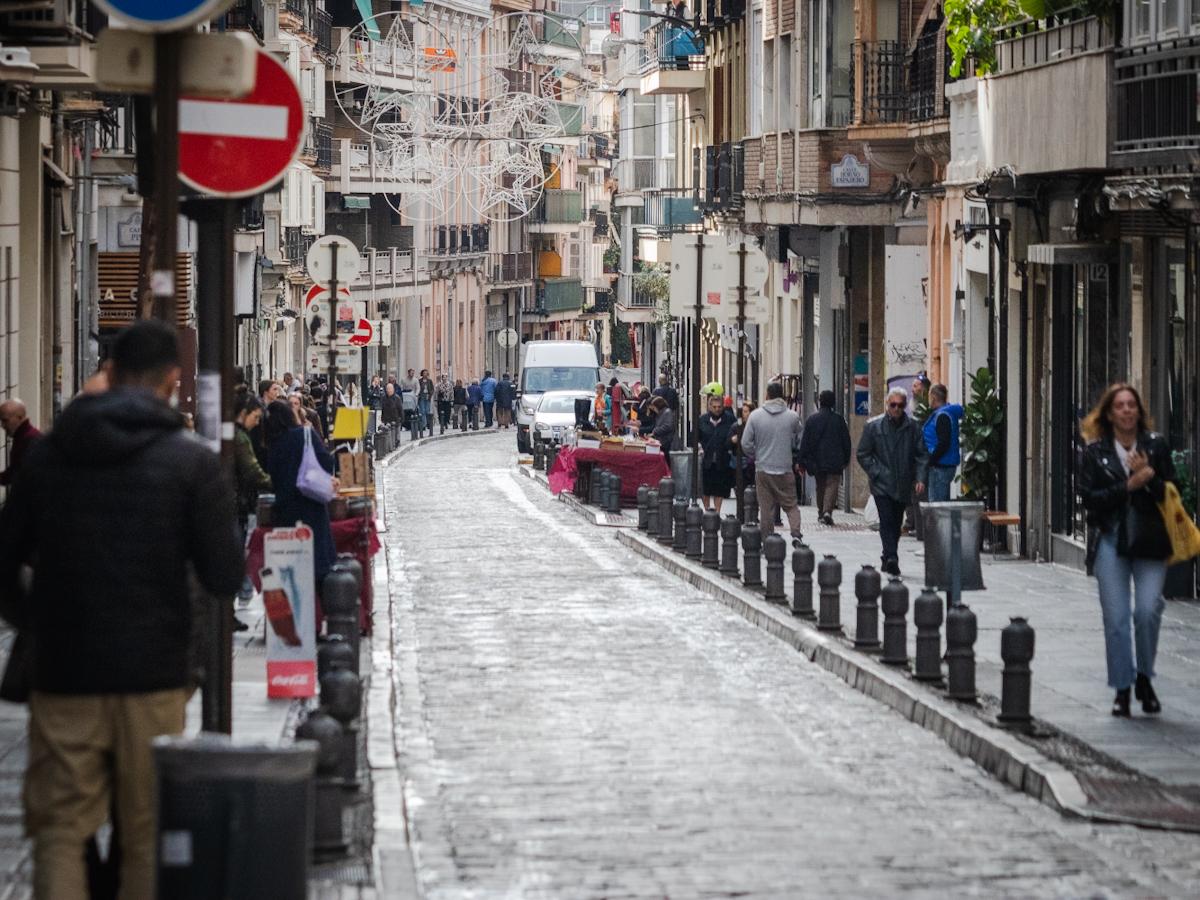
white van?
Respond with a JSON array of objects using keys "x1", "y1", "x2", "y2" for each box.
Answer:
[{"x1": 516, "y1": 340, "x2": 600, "y2": 453}]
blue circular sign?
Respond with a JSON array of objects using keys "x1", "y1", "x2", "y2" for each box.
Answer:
[{"x1": 93, "y1": 0, "x2": 234, "y2": 32}]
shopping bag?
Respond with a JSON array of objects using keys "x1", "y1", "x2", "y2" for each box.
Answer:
[
  {"x1": 297, "y1": 427, "x2": 337, "y2": 503},
  {"x1": 1159, "y1": 482, "x2": 1200, "y2": 566},
  {"x1": 862, "y1": 494, "x2": 880, "y2": 528}
]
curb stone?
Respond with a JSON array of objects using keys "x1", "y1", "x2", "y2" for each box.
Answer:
[{"x1": 613, "y1": 528, "x2": 1102, "y2": 823}]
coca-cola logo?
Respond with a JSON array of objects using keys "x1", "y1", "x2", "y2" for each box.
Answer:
[{"x1": 270, "y1": 674, "x2": 311, "y2": 687}]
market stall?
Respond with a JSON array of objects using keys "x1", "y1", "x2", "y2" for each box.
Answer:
[{"x1": 548, "y1": 444, "x2": 671, "y2": 506}]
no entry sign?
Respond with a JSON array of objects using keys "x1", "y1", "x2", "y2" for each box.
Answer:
[
  {"x1": 94, "y1": 0, "x2": 234, "y2": 32},
  {"x1": 178, "y1": 48, "x2": 304, "y2": 198}
]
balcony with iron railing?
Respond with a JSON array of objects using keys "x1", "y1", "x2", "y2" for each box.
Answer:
[
  {"x1": 851, "y1": 41, "x2": 907, "y2": 126},
  {"x1": 491, "y1": 251, "x2": 534, "y2": 285},
  {"x1": 640, "y1": 20, "x2": 706, "y2": 96},
  {"x1": 432, "y1": 224, "x2": 490, "y2": 256},
  {"x1": 283, "y1": 227, "x2": 315, "y2": 266},
  {"x1": 222, "y1": 0, "x2": 264, "y2": 41},
  {"x1": 314, "y1": 123, "x2": 333, "y2": 171},
  {"x1": 615, "y1": 158, "x2": 666, "y2": 192},
  {"x1": 986, "y1": 9, "x2": 1112, "y2": 175},
  {"x1": 591, "y1": 209, "x2": 610, "y2": 238},
  {"x1": 314, "y1": 7, "x2": 332, "y2": 56},
  {"x1": 536, "y1": 13, "x2": 583, "y2": 52},
  {"x1": 237, "y1": 194, "x2": 265, "y2": 231},
  {"x1": 703, "y1": 0, "x2": 745, "y2": 27},
  {"x1": 538, "y1": 278, "x2": 584, "y2": 314},
  {"x1": 1112, "y1": 34, "x2": 1200, "y2": 168},
  {"x1": 644, "y1": 188, "x2": 702, "y2": 234},
  {"x1": 0, "y1": 0, "x2": 107, "y2": 40},
  {"x1": 585, "y1": 287, "x2": 611, "y2": 313},
  {"x1": 698, "y1": 143, "x2": 743, "y2": 212},
  {"x1": 578, "y1": 134, "x2": 616, "y2": 169},
  {"x1": 357, "y1": 247, "x2": 427, "y2": 289},
  {"x1": 529, "y1": 190, "x2": 585, "y2": 231}
]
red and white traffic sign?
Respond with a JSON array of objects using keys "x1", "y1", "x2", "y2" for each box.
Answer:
[
  {"x1": 305, "y1": 284, "x2": 352, "y2": 308},
  {"x1": 178, "y1": 48, "x2": 305, "y2": 198},
  {"x1": 347, "y1": 319, "x2": 374, "y2": 347}
]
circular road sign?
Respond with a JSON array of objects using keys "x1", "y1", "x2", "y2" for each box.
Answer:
[
  {"x1": 306, "y1": 236, "x2": 362, "y2": 289},
  {"x1": 497, "y1": 327, "x2": 519, "y2": 349},
  {"x1": 94, "y1": 0, "x2": 235, "y2": 32},
  {"x1": 178, "y1": 47, "x2": 305, "y2": 198}
]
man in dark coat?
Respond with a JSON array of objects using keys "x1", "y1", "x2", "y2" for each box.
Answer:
[
  {"x1": 797, "y1": 390, "x2": 852, "y2": 526},
  {"x1": 857, "y1": 387, "x2": 929, "y2": 576},
  {"x1": 0, "y1": 399, "x2": 42, "y2": 486},
  {"x1": 495, "y1": 373, "x2": 515, "y2": 429},
  {"x1": 0, "y1": 320, "x2": 243, "y2": 899},
  {"x1": 652, "y1": 373, "x2": 680, "y2": 413}
]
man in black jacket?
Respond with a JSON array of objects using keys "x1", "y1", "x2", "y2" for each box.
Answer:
[
  {"x1": 857, "y1": 387, "x2": 929, "y2": 576},
  {"x1": 797, "y1": 390, "x2": 852, "y2": 526},
  {"x1": 0, "y1": 320, "x2": 244, "y2": 900}
]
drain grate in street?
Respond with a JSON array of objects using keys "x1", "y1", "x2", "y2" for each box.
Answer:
[
  {"x1": 311, "y1": 859, "x2": 371, "y2": 885},
  {"x1": 1077, "y1": 775, "x2": 1200, "y2": 832}
]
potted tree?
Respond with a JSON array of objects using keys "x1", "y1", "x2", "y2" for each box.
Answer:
[{"x1": 959, "y1": 367, "x2": 1004, "y2": 507}]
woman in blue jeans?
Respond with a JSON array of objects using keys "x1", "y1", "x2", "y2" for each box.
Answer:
[{"x1": 1079, "y1": 383, "x2": 1176, "y2": 718}]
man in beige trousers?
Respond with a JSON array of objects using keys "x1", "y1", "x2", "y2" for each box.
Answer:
[{"x1": 741, "y1": 382, "x2": 804, "y2": 546}]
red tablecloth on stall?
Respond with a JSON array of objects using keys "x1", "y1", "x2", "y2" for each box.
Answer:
[
  {"x1": 246, "y1": 516, "x2": 381, "y2": 635},
  {"x1": 547, "y1": 445, "x2": 671, "y2": 504}
]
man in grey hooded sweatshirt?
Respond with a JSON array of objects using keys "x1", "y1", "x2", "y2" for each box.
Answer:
[{"x1": 741, "y1": 382, "x2": 804, "y2": 545}]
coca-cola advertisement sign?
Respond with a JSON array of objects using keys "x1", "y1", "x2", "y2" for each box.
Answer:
[{"x1": 261, "y1": 525, "x2": 318, "y2": 698}]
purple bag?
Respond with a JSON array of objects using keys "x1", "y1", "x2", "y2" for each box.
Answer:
[{"x1": 296, "y1": 427, "x2": 336, "y2": 503}]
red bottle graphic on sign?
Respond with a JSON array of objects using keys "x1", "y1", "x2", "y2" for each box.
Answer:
[{"x1": 260, "y1": 567, "x2": 302, "y2": 647}]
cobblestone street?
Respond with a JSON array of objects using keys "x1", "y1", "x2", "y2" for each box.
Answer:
[{"x1": 380, "y1": 432, "x2": 1200, "y2": 898}]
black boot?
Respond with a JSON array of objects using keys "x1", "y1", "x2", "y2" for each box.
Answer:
[
  {"x1": 1112, "y1": 687, "x2": 1132, "y2": 717},
  {"x1": 1134, "y1": 674, "x2": 1161, "y2": 714}
]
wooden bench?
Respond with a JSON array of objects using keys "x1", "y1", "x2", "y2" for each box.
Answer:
[{"x1": 983, "y1": 511, "x2": 1021, "y2": 556}]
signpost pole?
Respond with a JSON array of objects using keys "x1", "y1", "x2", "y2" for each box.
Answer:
[
  {"x1": 151, "y1": 33, "x2": 182, "y2": 323},
  {"x1": 328, "y1": 243, "x2": 339, "y2": 408},
  {"x1": 691, "y1": 234, "x2": 704, "y2": 503},
  {"x1": 735, "y1": 241, "x2": 747, "y2": 522}
]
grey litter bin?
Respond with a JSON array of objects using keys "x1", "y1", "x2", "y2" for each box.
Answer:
[
  {"x1": 921, "y1": 501, "x2": 986, "y2": 592},
  {"x1": 669, "y1": 450, "x2": 694, "y2": 503},
  {"x1": 154, "y1": 735, "x2": 318, "y2": 900}
]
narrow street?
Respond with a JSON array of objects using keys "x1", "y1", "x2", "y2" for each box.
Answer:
[{"x1": 381, "y1": 433, "x2": 1199, "y2": 898}]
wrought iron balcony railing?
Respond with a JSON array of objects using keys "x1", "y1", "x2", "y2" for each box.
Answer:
[
  {"x1": 643, "y1": 20, "x2": 705, "y2": 75},
  {"x1": 644, "y1": 188, "x2": 702, "y2": 234},
  {"x1": 699, "y1": 142, "x2": 743, "y2": 211},
  {"x1": 492, "y1": 251, "x2": 534, "y2": 284},
  {"x1": 851, "y1": 41, "x2": 907, "y2": 125},
  {"x1": 539, "y1": 278, "x2": 584, "y2": 314},
  {"x1": 1113, "y1": 34, "x2": 1200, "y2": 163}
]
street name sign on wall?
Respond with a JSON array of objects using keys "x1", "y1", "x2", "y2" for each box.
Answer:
[
  {"x1": 94, "y1": 0, "x2": 235, "y2": 32},
  {"x1": 178, "y1": 48, "x2": 305, "y2": 198}
]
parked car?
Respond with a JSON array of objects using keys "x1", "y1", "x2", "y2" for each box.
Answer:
[
  {"x1": 516, "y1": 340, "x2": 600, "y2": 453},
  {"x1": 531, "y1": 390, "x2": 594, "y2": 447}
]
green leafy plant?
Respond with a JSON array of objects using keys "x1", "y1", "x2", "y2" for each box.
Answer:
[
  {"x1": 945, "y1": 0, "x2": 1022, "y2": 77},
  {"x1": 960, "y1": 367, "x2": 1004, "y2": 504},
  {"x1": 1173, "y1": 450, "x2": 1197, "y2": 519}
]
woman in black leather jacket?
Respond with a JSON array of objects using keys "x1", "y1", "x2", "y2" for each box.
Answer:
[{"x1": 1078, "y1": 383, "x2": 1175, "y2": 718}]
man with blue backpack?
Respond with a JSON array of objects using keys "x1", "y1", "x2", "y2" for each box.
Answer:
[{"x1": 924, "y1": 383, "x2": 964, "y2": 502}]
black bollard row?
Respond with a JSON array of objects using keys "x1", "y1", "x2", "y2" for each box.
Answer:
[
  {"x1": 701, "y1": 508, "x2": 721, "y2": 569},
  {"x1": 999, "y1": 617, "x2": 1035, "y2": 727},
  {"x1": 790, "y1": 542, "x2": 815, "y2": 619},
  {"x1": 295, "y1": 709, "x2": 347, "y2": 854},
  {"x1": 741, "y1": 521, "x2": 763, "y2": 588},
  {"x1": 763, "y1": 533, "x2": 787, "y2": 603},
  {"x1": 636, "y1": 485, "x2": 650, "y2": 530},
  {"x1": 324, "y1": 564, "x2": 361, "y2": 664},
  {"x1": 913, "y1": 588, "x2": 944, "y2": 682},
  {"x1": 606, "y1": 473, "x2": 623, "y2": 514},
  {"x1": 743, "y1": 485, "x2": 759, "y2": 525},
  {"x1": 816, "y1": 555, "x2": 842, "y2": 632},
  {"x1": 645, "y1": 488, "x2": 660, "y2": 536},
  {"x1": 589, "y1": 466, "x2": 603, "y2": 505},
  {"x1": 672, "y1": 496, "x2": 688, "y2": 553},
  {"x1": 657, "y1": 477, "x2": 675, "y2": 546},
  {"x1": 685, "y1": 503, "x2": 703, "y2": 560},
  {"x1": 945, "y1": 603, "x2": 978, "y2": 702},
  {"x1": 879, "y1": 577, "x2": 909, "y2": 666},
  {"x1": 719, "y1": 515, "x2": 740, "y2": 576},
  {"x1": 853, "y1": 565, "x2": 881, "y2": 649}
]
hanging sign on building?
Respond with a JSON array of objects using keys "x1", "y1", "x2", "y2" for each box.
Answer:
[{"x1": 831, "y1": 154, "x2": 870, "y2": 189}]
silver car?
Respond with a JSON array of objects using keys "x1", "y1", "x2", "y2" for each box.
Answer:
[{"x1": 531, "y1": 390, "x2": 593, "y2": 446}]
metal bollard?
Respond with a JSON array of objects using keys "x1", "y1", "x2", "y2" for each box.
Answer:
[
  {"x1": 646, "y1": 489, "x2": 659, "y2": 536},
  {"x1": 637, "y1": 485, "x2": 650, "y2": 530},
  {"x1": 741, "y1": 521, "x2": 763, "y2": 588},
  {"x1": 879, "y1": 577, "x2": 910, "y2": 666},
  {"x1": 701, "y1": 508, "x2": 720, "y2": 568},
  {"x1": 945, "y1": 603, "x2": 978, "y2": 702},
  {"x1": 336, "y1": 553, "x2": 363, "y2": 597},
  {"x1": 763, "y1": 533, "x2": 787, "y2": 603},
  {"x1": 547, "y1": 443, "x2": 560, "y2": 472},
  {"x1": 999, "y1": 617, "x2": 1035, "y2": 726},
  {"x1": 719, "y1": 515, "x2": 740, "y2": 576},
  {"x1": 685, "y1": 503, "x2": 703, "y2": 559},
  {"x1": 323, "y1": 567, "x2": 360, "y2": 663},
  {"x1": 672, "y1": 496, "x2": 688, "y2": 553},
  {"x1": 317, "y1": 635, "x2": 355, "y2": 682},
  {"x1": 790, "y1": 542, "x2": 815, "y2": 618},
  {"x1": 589, "y1": 466, "x2": 603, "y2": 505},
  {"x1": 913, "y1": 588, "x2": 944, "y2": 682},
  {"x1": 534, "y1": 441, "x2": 545, "y2": 471},
  {"x1": 597, "y1": 470, "x2": 611, "y2": 510},
  {"x1": 658, "y1": 477, "x2": 675, "y2": 546},
  {"x1": 320, "y1": 667, "x2": 362, "y2": 787},
  {"x1": 296, "y1": 709, "x2": 348, "y2": 853},
  {"x1": 853, "y1": 565, "x2": 882, "y2": 649},
  {"x1": 744, "y1": 485, "x2": 759, "y2": 524},
  {"x1": 816, "y1": 555, "x2": 842, "y2": 631},
  {"x1": 606, "y1": 474, "x2": 623, "y2": 514}
]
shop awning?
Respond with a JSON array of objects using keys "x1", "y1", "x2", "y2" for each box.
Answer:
[
  {"x1": 355, "y1": 0, "x2": 381, "y2": 41},
  {"x1": 1026, "y1": 243, "x2": 1111, "y2": 266},
  {"x1": 343, "y1": 195, "x2": 371, "y2": 210}
]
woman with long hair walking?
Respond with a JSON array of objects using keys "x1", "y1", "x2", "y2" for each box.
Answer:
[{"x1": 1079, "y1": 383, "x2": 1176, "y2": 717}]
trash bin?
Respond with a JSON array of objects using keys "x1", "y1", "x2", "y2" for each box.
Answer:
[
  {"x1": 921, "y1": 501, "x2": 986, "y2": 592},
  {"x1": 669, "y1": 450, "x2": 694, "y2": 502},
  {"x1": 154, "y1": 735, "x2": 318, "y2": 900}
]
